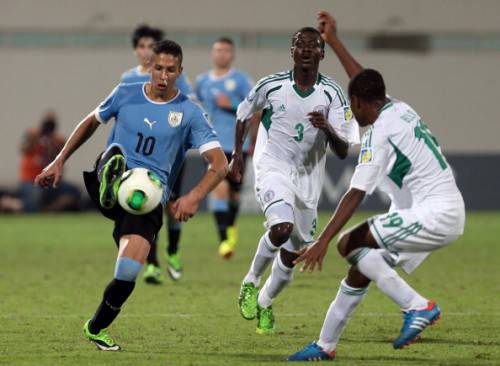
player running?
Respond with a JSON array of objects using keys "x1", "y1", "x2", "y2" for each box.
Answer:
[
  {"x1": 195, "y1": 37, "x2": 255, "y2": 259},
  {"x1": 230, "y1": 27, "x2": 360, "y2": 335},
  {"x1": 288, "y1": 11, "x2": 465, "y2": 361},
  {"x1": 117, "y1": 24, "x2": 193, "y2": 284},
  {"x1": 35, "y1": 40, "x2": 228, "y2": 351}
]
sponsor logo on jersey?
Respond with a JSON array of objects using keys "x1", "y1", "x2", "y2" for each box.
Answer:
[
  {"x1": 168, "y1": 111, "x2": 183, "y2": 127},
  {"x1": 143, "y1": 118, "x2": 158, "y2": 130},
  {"x1": 359, "y1": 148, "x2": 373, "y2": 164},
  {"x1": 344, "y1": 107, "x2": 353, "y2": 121},
  {"x1": 278, "y1": 104, "x2": 286, "y2": 112},
  {"x1": 224, "y1": 78, "x2": 236, "y2": 91}
]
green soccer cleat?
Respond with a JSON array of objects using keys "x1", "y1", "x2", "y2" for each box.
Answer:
[
  {"x1": 256, "y1": 304, "x2": 275, "y2": 335},
  {"x1": 83, "y1": 320, "x2": 121, "y2": 351},
  {"x1": 99, "y1": 154, "x2": 125, "y2": 209},
  {"x1": 165, "y1": 253, "x2": 183, "y2": 281},
  {"x1": 143, "y1": 263, "x2": 164, "y2": 284},
  {"x1": 238, "y1": 282, "x2": 259, "y2": 320}
]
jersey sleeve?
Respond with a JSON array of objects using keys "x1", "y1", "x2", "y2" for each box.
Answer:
[
  {"x1": 350, "y1": 126, "x2": 390, "y2": 194},
  {"x1": 187, "y1": 104, "x2": 221, "y2": 154},
  {"x1": 94, "y1": 84, "x2": 121, "y2": 124},
  {"x1": 236, "y1": 78, "x2": 267, "y2": 121},
  {"x1": 327, "y1": 87, "x2": 360, "y2": 146}
]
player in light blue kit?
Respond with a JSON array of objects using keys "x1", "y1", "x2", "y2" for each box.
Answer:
[
  {"x1": 35, "y1": 40, "x2": 228, "y2": 351},
  {"x1": 117, "y1": 24, "x2": 194, "y2": 283},
  {"x1": 195, "y1": 37, "x2": 254, "y2": 259},
  {"x1": 120, "y1": 24, "x2": 193, "y2": 94}
]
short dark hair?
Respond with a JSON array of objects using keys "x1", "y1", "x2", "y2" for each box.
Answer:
[
  {"x1": 131, "y1": 24, "x2": 164, "y2": 48},
  {"x1": 348, "y1": 69, "x2": 386, "y2": 102},
  {"x1": 292, "y1": 27, "x2": 325, "y2": 49},
  {"x1": 215, "y1": 37, "x2": 234, "y2": 47},
  {"x1": 153, "y1": 39, "x2": 183, "y2": 65}
]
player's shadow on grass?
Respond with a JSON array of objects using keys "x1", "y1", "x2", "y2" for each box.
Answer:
[
  {"x1": 417, "y1": 338, "x2": 500, "y2": 347},
  {"x1": 344, "y1": 336, "x2": 500, "y2": 347},
  {"x1": 196, "y1": 351, "x2": 287, "y2": 363},
  {"x1": 339, "y1": 354, "x2": 443, "y2": 364}
]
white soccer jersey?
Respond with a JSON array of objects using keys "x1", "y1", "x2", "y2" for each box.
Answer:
[
  {"x1": 237, "y1": 70, "x2": 359, "y2": 208},
  {"x1": 350, "y1": 97, "x2": 465, "y2": 235}
]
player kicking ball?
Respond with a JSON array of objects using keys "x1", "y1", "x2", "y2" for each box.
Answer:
[
  {"x1": 288, "y1": 11, "x2": 465, "y2": 361},
  {"x1": 230, "y1": 27, "x2": 360, "y2": 335},
  {"x1": 35, "y1": 40, "x2": 228, "y2": 351}
]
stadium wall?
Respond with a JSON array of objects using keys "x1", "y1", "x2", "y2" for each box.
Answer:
[
  {"x1": 1, "y1": 48, "x2": 498, "y2": 185},
  {"x1": 0, "y1": 0, "x2": 498, "y2": 209},
  {"x1": 182, "y1": 154, "x2": 500, "y2": 212}
]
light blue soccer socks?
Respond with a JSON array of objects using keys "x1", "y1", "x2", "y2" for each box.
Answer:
[{"x1": 114, "y1": 257, "x2": 143, "y2": 282}]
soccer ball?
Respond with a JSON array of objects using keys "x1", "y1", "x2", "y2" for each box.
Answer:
[{"x1": 117, "y1": 168, "x2": 163, "y2": 215}]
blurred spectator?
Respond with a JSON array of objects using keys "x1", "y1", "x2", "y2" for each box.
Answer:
[{"x1": 18, "y1": 111, "x2": 81, "y2": 212}]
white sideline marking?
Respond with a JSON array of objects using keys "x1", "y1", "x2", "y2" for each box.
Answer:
[{"x1": 0, "y1": 312, "x2": 498, "y2": 319}]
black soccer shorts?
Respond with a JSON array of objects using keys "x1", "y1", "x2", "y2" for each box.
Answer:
[{"x1": 83, "y1": 156, "x2": 163, "y2": 247}]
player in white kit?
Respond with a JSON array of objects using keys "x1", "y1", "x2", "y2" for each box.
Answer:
[
  {"x1": 288, "y1": 12, "x2": 465, "y2": 361},
  {"x1": 229, "y1": 27, "x2": 360, "y2": 335}
]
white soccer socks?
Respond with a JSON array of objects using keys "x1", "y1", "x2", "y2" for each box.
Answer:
[
  {"x1": 317, "y1": 279, "x2": 368, "y2": 352},
  {"x1": 243, "y1": 231, "x2": 280, "y2": 286},
  {"x1": 356, "y1": 249, "x2": 428, "y2": 311},
  {"x1": 258, "y1": 254, "x2": 293, "y2": 308}
]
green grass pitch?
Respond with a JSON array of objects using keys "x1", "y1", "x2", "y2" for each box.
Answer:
[{"x1": 1, "y1": 212, "x2": 499, "y2": 365}]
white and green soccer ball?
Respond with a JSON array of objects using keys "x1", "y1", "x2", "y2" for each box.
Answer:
[{"x1": 117, "y1": 168, "x2": 163, "y2": 215}]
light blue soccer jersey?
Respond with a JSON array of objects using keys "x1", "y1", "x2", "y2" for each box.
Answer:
[
  {"x1": 95, "y1": 83, "x2": 219, "y2": 203},
  {"x1": 107, "y1": 68, "x2": 194, "y2": 146},
  {"x1": 120, "y1": 66, "x2": 193, "y2": 95},
  {"x1": 195, "y1": 69, "x2": 253, "y2": 153}
]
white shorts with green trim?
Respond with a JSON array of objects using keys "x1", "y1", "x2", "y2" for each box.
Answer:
[
  {"x1": 368, "y1": 209, "x2": 460, "y2": 274},
  {"x1": 255, "y1": 171, "x2": 317, "y2": 248}
]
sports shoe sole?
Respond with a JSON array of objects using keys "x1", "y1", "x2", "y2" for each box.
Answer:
[
  {"x1": 91, "y1": 340, "x2": 121, "y2": 351},
  {"x1": 99, "y1": 155, "x2": 125, "y2": 209},
  {"x1": 166, "y1": 265, "x2": 182, "y2": 281}
]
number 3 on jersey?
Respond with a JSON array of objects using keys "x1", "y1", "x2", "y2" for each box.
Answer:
[
  {"x1": 414, "y1": 120, "x2": 447, "y2": 170},
  {"x1": 294, "y1": 123, "x2": 304, "y2": 142}
]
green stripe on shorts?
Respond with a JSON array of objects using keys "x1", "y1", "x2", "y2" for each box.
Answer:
[{"x1": 383, "y1": 222, "x2": 423, "y2": 247}]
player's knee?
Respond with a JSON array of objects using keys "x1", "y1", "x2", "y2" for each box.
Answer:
[
  {"x1": 279, "y1": 248, "x2": 299, "y2": 269},
  {"x1": 337, "y1": 231, "x2": 351, "y2": 258},
  {"x1": 269, "y1": 222, "x2": 294, "y2": 246},
  {"x1": 114, "y1": 256, "x2": 143, "y2": 282},
  {"x1": 346, "y1": 265, "x2": 371, "y2": 288}
]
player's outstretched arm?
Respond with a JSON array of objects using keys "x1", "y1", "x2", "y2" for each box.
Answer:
[
  {"x1": 173, "y1": 147, "x2": 228, "y2": 221},
  {"x1": 294, "y1": 187, "x2": 365, "y2": 272},
  {"x1": 317, "y1": 11, "x2": 363, "y2": 79},
  {"x1": 228, "y1": 118, "x2": 250, "y2": 182},
  {"x1": 34, "y1": 113, "x2": 100, "y2": 188}
]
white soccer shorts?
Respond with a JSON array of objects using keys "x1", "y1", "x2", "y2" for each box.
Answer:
[{"x1": 368, "y1": 209, "x2": 460, "y2": 273}]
